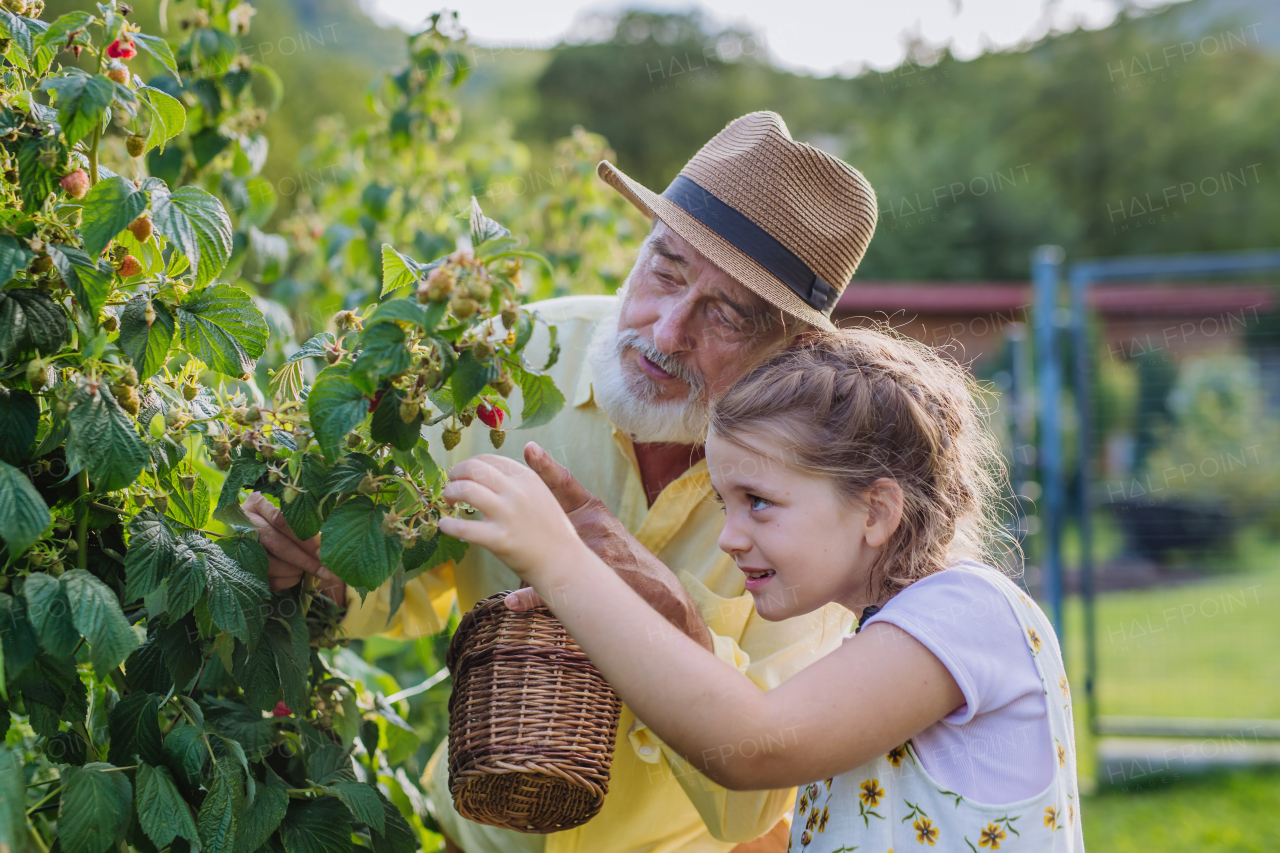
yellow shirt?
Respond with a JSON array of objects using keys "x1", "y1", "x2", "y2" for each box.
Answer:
[{"x1": 340, "y1": 295, "x2": 854, "y2": 852}]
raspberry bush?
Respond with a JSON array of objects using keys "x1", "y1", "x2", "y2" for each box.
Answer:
[{"x1": 0, "y1": 3, "x2": 562, "y2": 852}]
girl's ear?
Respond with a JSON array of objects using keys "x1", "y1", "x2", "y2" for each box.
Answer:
[{"x1": 863, "y1": 478, "x2": 904, "y2": 548}]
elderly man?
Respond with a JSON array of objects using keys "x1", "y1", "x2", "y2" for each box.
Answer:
[{"x1": 248, "y1": 111, "x2": 878, "y2": 853}]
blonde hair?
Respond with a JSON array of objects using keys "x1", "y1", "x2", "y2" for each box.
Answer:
[{"x1": 709, "y1": 326, "x2": 1019, "y2": 601}]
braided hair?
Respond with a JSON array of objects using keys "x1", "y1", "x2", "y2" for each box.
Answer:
[{"x1": 709, "y1": 325, "x2": 1019, "y2": 602}]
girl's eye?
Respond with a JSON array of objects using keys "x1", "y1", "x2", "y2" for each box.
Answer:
[{"x1": 748, "y1": 495, "x2": 772, "y2": 512}]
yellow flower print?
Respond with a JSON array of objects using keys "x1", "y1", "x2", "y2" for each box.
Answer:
[
  {"x1": 1069, "y1": 803, "x2": 1075, "y2": 824},
  {"x1": 1044, "y1": 805, "x2": 1061, "y2": 829},
  {"x1": 914, "y1": 818, "x2": 939, "y2": 846},
  {"x1": 1057, "y1": 741, "x2": 1066, "y2": 768},
  {"x1": 806, "y1": 808, "x2": 819, "y2": 832},
  {"x1": 887, "y1": 744, "x2": 908, "y2": 766},
  {"x1": 1059, "y1": 673, "x2": 1070, "y2": 700},
  {"x1": 860, "y1": 778, "x2": 885, "y2": 807},
  {"x1": 1027, "y1": 627, "x2": 1042, "y2": 653},
  {"x1": 978, "y1": 823, "x2": 1006, "y2": 849},
  {"x1": 824, "y1": 777, "x2": 833, "y2": 791},
  {"x1": 818, "y1": 806, "x2": 830, "y2": 832}
]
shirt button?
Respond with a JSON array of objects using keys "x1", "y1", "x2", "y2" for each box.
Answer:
[{"x1": 639, "y1": 746, "x2": 653, "y2": 755}]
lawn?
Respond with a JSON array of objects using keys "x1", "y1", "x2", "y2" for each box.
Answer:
[{"x1": 1062, "y1": 533, "x2": 1280, "y2": 850}]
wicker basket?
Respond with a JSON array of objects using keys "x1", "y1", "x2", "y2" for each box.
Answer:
[{"x1": 446, "y1": 591, "x2": 624, "y2": 833}]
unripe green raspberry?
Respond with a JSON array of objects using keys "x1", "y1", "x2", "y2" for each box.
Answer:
[
  {"x1": 442, "y1": 427, "x2": 461, "y2": 451},
  {"x1": 489, "y1": 428, "x2": 505, "y2": 449}
]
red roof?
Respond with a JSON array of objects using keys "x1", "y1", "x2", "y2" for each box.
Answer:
[{"x1": 835, "y1": 282, "x2": 1275, "y2": 317}]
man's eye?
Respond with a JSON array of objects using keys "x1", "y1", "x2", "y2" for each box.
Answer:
[{"x1": 748, "y1": 495, "x2": 772, "y2": 511}]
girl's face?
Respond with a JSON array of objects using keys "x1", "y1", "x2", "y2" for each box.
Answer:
[{"x1": 707, "y1": 430, "x2": 895, "y2": 622}]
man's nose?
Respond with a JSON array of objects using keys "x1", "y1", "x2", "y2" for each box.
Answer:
[{"x1": 651, "y1": 294, "x2": 697, "y2": 355}]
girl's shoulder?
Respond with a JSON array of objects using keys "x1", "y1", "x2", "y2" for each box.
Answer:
[{"x1": 876, "y1": 561, "x2": 1031, "y2": 631}]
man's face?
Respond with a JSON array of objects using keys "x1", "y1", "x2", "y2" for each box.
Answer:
[{"x1": 616, "y1": 221, "x2": 789, "y2": 404}]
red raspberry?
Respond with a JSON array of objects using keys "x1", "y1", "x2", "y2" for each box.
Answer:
[
  {"x1": 60, "y1": 169, "x2": 90, "y2": 199},
  {"x1": 106, "y1": 39, "x2": 137, "y2": 60},
  {"x1": 272, "y1": 701, "x2": 291, "y2": 717},
  {"x1": 476, "y1": 401, "x2": 504, "y2": 430}
]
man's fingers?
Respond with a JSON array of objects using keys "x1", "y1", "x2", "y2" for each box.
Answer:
[
  {"x1": 253, "y1": 520, "x2": 324, "y2": 574},
  {"x1": 504, "y1": 586, "x2": 544, "y2": 612},
  {"x1": 524, "y1": 442, "x2": 592, "y2": 513},
  {"x1": 268, "y1": 559, "x2": 306, "y2": 591},
  {"x1": 246, "y1": 491, "x2": 320, "y2": 555}
]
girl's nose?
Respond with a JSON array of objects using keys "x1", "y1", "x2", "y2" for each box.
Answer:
[{"x1": 718, "y1": 513, "x2": 752, "y2": 557}]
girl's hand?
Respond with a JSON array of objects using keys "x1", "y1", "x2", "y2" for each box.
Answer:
[{"x1": 438, "y1": 444, "x2": 584, "y2": 583}]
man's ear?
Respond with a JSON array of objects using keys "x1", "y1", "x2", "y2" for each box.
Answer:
[{"x1": 864, "y1": 478, "x2": 904, "y2": 548}]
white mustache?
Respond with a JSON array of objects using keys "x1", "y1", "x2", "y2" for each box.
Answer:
[{"x1": 615, "y1": 328, "x2": 705, "y2": 393}]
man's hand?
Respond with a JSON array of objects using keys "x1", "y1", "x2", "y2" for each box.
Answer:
[
  {"x1": 242, "y1": 492, "x2": 346, "y2": 607},
  {"x1": 511, "y1": 442, "x2": 713, "y2": 651}
]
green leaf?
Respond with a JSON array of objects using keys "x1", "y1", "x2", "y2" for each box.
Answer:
[
  {"x1": 308, "y1": 744, "x2": 356, "y2": 785},
  {"x1": 367, "y1": 298, "x2": 435, "y2": 329},
  {"x1": 159, "y1": 535, "x2": 207, "y2": 622},
  {"x1": 11, "y1": 651, "x2": 86, "y2": 733},
  {"x1": 0, "y1": 10, "x2": 33, "y2": 58},
  {"x1": 329, "y1": 782, "x2": 384, "y2": 832},
  {"x1": 107, "y1": 690, "x2": 163, "y2": 766},
  {"x1": 177, "y1": 284, "x2": 269, "y2": 376},
  {"x1": 369, "y1": 387, "x2": 422, "y2": 451},
  {"x1": 80, "y1": 176, "x2": 148, "y2": 258},
  {"x1": 124, "y1": 507, "x2": 176, "y2": 601},
  {"x1": 0, "y1": 234, "x2": 34, "y2": 286},
  {"x1": 161, "y1": 725, "x2": 207, "y2": 795},
  {"x1": 152, "y1": 186, "x2": 234, "y2": 286},
  {"x1": 281, "y1": 798, "x2": 353, "y2": 853},
  {"x1": 157, "y1": 614, "x2": 203, "y2": 691},
  {"x1": 118, "y1": 295, "x2": 175, "y2": 381},
  {"x1": 320, "y1": 453, "x2": 379, "y2": 497},
  {"x1": 515, "y1": 369, "x2": 567, "y2": 430},
  {"x1": 0, "y1": 388, "x2": 38, "y2": 465},
  {"x1": 319, "y1": 496, "x2": 402, "y2": 591},
  {"x1": 0, "y1": 288, "x2": 70, "y2": 362},
  {"x1": 0, "y1": 746, "x2": 27, "y2": 853},
  {"x1": 450, "y1": 349, "x2": 499, "y2": 411},
  {"x1": 353, "y1": 322, "x2": 410, "y2": 382},
  {"x1": 133, "y1": 33, "x2": 178, "y2": 77},
  {"x1": 16, "y1": 135, "x2": 66, "y2": 213},
  {"x1": 34, "y1": 11, "x2": 91, "y2": 55},
  {"x1": 235, "y1": 771, "x2": 289, "y2": 853},
  {"x1": 63, "y1": 568, "x2": 139, "y2": 671},
  {"x1": 281, "y1": 452, "x2": 326, "y2": 540},
  {"x1": 190, "y1": 534, "x2": 269, "y2": 643},
  {"x1": 22, "y1": 572, "x2": 79, "y2": 657},
  {"x1": 379, "y1": 244, "x2": 420, "y2": 296},
  {"x1": 40, "y1": 70, "x2": 114, "y2": 146},
  {"x1": 0, "y1": 594, "x2": 38, "y2": 680},
  {"x1": 469, "y1": 196, "x2": 510, "y2": 247},
  {"x1": 308, "y1": 364, "x2": 369, "y2": 462},
  {"x1": 202, "y1": 698, "x2": 273, "y2": 760},
  {"x1": 167, "y1": 472, "x2": 211, "y2": 529},
  {"x1": 0, "y1": 459, "x2": 49, "y2": 558},
  {"x1": 65, "y1": 379, "x2": 148, "y2": 492},
  {"x1": 213, "y1": 456, "x2": 266, "y2": 526},
  {"x1": 369, "y1": 788, "x2": 417, "y2": 853},
  {"x1": 136, "y1": 763, "x2": 199, "y2": 849},
  {"x1": 58, "y1": 763, "x2": 133, "y2": 853},
  {"x1": 231, "y1": 633, "x2": 278, "y2": 713},
  {"x1": 198, "y1": 760, "x2": 244, "y2": 853},
  {"x1": 140, "y1": 86, "x2": 185, "y2": 154},
  {"x1": 219, "y1": 536, "x2": 269, "y2": 584},
  {"x1": 47, "y1": 243, "x2": 113, "y2": 319}
]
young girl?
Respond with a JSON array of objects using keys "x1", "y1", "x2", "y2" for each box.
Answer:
[{"x1": 439, "y1": 328, "x2": 1083, "y2": 852}]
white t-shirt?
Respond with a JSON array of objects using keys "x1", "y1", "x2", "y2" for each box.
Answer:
[{"x1": 857, "y1": 562, "x2": 1056, "y2": 805}]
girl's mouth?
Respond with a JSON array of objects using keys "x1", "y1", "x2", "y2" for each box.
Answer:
[{"x1": 742, "y1": 568, "x2": 776, "y2": 591}]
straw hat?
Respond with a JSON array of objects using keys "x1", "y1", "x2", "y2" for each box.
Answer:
[{"x1": 598, "y1": 111, "x2": 878, "y2": 332}]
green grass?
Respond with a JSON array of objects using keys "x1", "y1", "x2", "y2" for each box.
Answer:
[
  {"x1": 1083, "y1": 769, "x2": 1280, "y2": 852},
  {"x1": 1058, "y1": 533, "x2": 1280, "y2": 849}
]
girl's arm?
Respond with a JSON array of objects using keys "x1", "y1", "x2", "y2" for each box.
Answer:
[{"x1": 440, "y1": 451, "x2": 964, "y2": 791}]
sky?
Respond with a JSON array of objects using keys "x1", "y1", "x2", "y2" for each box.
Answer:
[{"x1": 363, "y1": 0, "x2": 1179, "y2": 76}]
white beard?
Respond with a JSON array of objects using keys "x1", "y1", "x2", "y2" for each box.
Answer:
[{"x1": 586, "y1": 293, "x2": 710, "y2": 445}]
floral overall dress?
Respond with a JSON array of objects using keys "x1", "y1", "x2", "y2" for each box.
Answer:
[{"x1": 788, "y1": 573, "x2": 1085, "y2": 852}]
